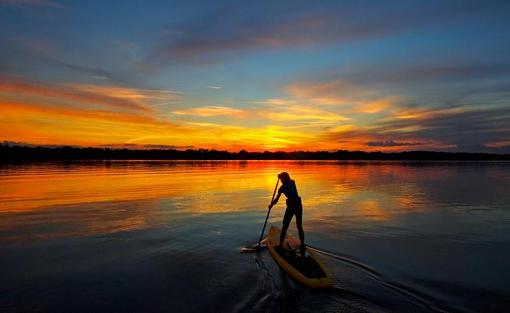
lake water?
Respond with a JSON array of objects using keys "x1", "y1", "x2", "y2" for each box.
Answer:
[{"x1": 1, "y1": 161, "x2": 509, "y2": 312}]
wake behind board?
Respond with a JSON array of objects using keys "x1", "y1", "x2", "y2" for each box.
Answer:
[{"x1": 266, "y1": 226, "x2": 332, "y2": 288}]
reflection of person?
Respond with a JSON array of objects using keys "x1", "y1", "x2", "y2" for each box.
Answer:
[{"x1": 268, "y1": 172, "x2": 305, "y2": 256}]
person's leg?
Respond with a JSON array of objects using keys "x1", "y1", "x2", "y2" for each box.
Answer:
[
  {"x1": 295, "y1": 207, "x2": 305, "y2": 255},
  {"x1": 280, "y1": 208, "x2": 293, "y2": 246}
]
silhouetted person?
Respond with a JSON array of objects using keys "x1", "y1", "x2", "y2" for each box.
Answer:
[{"x1": 268, "y1": 172, "x2": 306, "y2": 256}]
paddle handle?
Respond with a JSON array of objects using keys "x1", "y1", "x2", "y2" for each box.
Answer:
[{"x1": 257, "y1": 177, "x2": 279, "y2": 247}]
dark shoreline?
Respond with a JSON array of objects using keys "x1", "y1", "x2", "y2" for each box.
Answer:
[{"x1": 2, "y1": 144, "x2": 510, "y2": 161}]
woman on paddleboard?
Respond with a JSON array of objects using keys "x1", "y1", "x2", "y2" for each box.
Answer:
[{"x1": 268, "y1": 172, "x2": 306, "y2": 256}]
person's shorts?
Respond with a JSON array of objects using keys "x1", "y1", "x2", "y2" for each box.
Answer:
[{"x1": 282, "y1": 197, "x2": 303, "y2": 226}]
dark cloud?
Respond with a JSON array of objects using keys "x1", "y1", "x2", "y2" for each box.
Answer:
[
  {"x1": 454, "y1": 143, "x2": 510, "y2": 154},
  {"x1": 98, "y1": 144, "x2": 195, "y2": 150},
  {"x1": 149, "y1": 0, "x2": 507, "y2": 66},
  {"x1": 420, "y1": 109, "x2": 510, "y2": 145},
  {"x1": 321, "y1": 105, "x2": 510, "y2": 153},
  {"x1": 3, "y1": 141, "x2": 196, "y2": 150},
  {"x1": 380, "y1": 107, "x2": 510, "y2": 150},
  {"x1": 349, "y1": 63, "x2": 510, "y2": 86},
  {"x1": 0, "y1": 0, "x2": 64, "y2": 8},
  {"x1": 304, "y1": 60, "x2": 510, "y2": 108},
  {"x1": 0, "y1": 38, "x2": 135, "y2": 86},
  {"x1": 0, "y1": 78, "x2": 155, "y2": 113},
  {"x1": 51, "y1": 58, "x2": 121, "y2": 82},
  {"x1": 1, "y1": 141, "x2": 78, "y2": 148},
  {"x1": 367, "y1": 140, "x2": 425, "y2": 147}
]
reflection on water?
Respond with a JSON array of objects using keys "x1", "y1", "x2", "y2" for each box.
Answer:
[{"x1": 1, "y1": 161, "x2": 510, "y2": 312}]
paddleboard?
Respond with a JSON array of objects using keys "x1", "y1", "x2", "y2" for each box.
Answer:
[{"x1": 266, "y1": 226, "x2": 332, "y2": 288}]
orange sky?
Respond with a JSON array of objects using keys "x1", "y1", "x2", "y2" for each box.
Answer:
[{"x1": 0, "y1": 78, "x2": 460, "y2": 152}]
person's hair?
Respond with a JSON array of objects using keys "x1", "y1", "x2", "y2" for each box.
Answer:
[{"x1": 278, "y1": 172, "x2": 291, "y2": 183}]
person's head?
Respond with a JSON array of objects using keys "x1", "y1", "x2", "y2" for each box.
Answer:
[{"x1": 278, "y1": 172, "x2": 291, "y2": 183}]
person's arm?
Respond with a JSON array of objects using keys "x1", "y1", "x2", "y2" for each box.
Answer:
[{"x1": 268, "y1": 191, "x2": 282, "y2": 209}]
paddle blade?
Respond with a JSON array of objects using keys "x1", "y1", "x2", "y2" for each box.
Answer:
[
  {"x1": 240, "y1": 246, "x2": 259, "y2": 253},
  {"x1": 240, "y1": 238, "x2": 268, "y2": 253}
]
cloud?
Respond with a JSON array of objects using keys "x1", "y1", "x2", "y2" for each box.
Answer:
[
  {"x1": 283, "y1": 79, "x2": 398, "y2": 112},
  {"x1": 366, "y1": 140, "x2": 425, "y2": 147},
  {"x1": 255, "y1": 98, "x2": 298, "y2": 106},
  {"x1": 266, "y1": 49, "x2": 510, "y2": 151},
  {"x1": 72, "y1": 84, "x2": 182, "y2": 103},
  {"x1": 0, "y1": 0, "x2": 64, "y2": 8},
  {"x1": 319, "y1": 105, "x2": 510, "y2": 152},
  {"x1": 2, "y1": 37, "x2": 138, "y2": 85},
  {"x1": 255, "y1": 105, "x2": 350, "y2": 123},
  {"x1": 0, "y1": 78, "x2": 182, "y2": 113},
  {"x1": 285, "y1": 80, "x2": 372, "y2": 101},
  {"x1": 284, "y1": 81, "x2": 510, "y2": 151},
  {"x1": 456, "y1": 144, "x2": 510, "y2": 154},
  {"x1": 0, "y1": 83, "x2": 322, "y2": 151},
  {"x1": 327, "y1": 61, "x2": 510, "y2": 88},
  {"x1": 172, "y1": 106, "x2": 244, "y2": 117},
  {"x1": 97, "y1": 143, "x2": 194, "y2": 150},
  {"x1": 408, "y1": 108, "x2": 510, "y2": 146},
  {"x1": 171, "y1": 101, "x2": 351, "y2": 129},
  {"x1": 148, "y1": 1, "x2": 503, "y2": 65},
  {"x1": 0, "y1": 101, "x2": 164, "y2": 125},
  {"x1": 207, "y1": 86, "x2": 222, "y2": 90},
  {"x1": 305, "y1": 60, "x2": 510, "y2": 112},
  {"x1": 3, "y1": 82, "x2": 509, "y2": 152},
  {"x1": 317, "y1": 125, "x2": 452, "y2": 152},
  {"x1": 0, "y1": 99, "x2": 276, "y2": 150}
]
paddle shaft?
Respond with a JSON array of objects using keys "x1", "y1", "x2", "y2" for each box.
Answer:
[{"x1": 257, "y1": 177, "x2": 279, "y2": 247}]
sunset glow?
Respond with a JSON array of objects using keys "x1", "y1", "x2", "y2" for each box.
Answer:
[{"x1": 1, "y1": 1, "x2": 509, "y2": 152}]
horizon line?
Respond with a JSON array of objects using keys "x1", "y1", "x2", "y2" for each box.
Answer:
[{"x1": 2, "y1": 142, "x2": 510, "y2": 157}]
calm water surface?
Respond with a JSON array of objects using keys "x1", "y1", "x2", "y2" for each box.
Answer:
[{"x1": 1, "y1": 161, "x2": 509, "y2": 312}]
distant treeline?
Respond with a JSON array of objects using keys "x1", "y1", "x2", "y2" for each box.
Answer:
[{"x1": 1, "y1": 144, "x2": 510, "y2": 162}]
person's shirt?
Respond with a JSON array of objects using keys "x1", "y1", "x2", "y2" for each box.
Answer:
[{"x1": 279, "y1": 180, "x2": 299, "y2": 200}]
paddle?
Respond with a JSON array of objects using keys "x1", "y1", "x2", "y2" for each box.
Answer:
[{"x1": 241, "y1": 176, "x2": 279, "y2": 253}]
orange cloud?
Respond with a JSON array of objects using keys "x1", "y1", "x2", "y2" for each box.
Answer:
[
  {"x1": 285, "y1": 79, "x2": 375, "y2": 103},
  {"x1": 0, "y1": 76, "x2": 472, "y2": 152},
  {"x1": 255, "y1": 98, "x2": 298, "y2": 106},
  {"x1": 171, "y1": 102, "x2": 350, "y2": 128},
  {"x1": 0, "y1": 100, "x2": 188, "y2": 146},
  {"x1": 0, "y1": 79, "x2": 182, "y2": 113},
  {"x1": 0, "y1": 101, "x2": 164, "y2": 125},
  {"x1": 255, "y1": 105, "x2": 350, "y2": 123},
  {"x1": 394, "y1": 106, "x2": 470, "y2": 120},
  {"x1": 487, "y1": 140, "x2": 510, "y2": 148},
  {"x1": 172, "y1": 106, "x2": 244, "y2": 117},
  {"x1": 282, "y1": 80, "x2": 402, "y2": 116},
  {"x1": 0, "y1": 96, "x2": 314, "y2": 151},
  {"x1": 72, "y1": 84, "x2": 182, "y2": 102}
]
